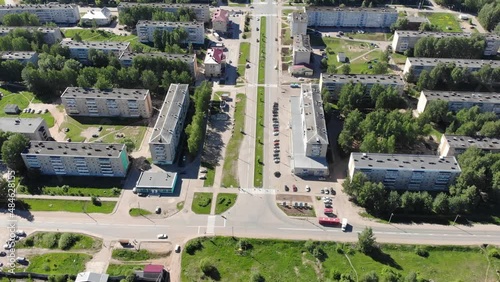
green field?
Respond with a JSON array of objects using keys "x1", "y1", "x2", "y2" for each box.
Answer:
[
  {"x1": 214, "y1": 193, "x2": 238, "y2": 214},
  {"x1": 62, "y1": 29, "x2": 154, "y2": 51},
  {"x1": 191, "y1": 192, "x2": 213, "y2": 214},
  {"x1": 344, "y1": 32, "x2": 391, "y2": 41},
  {"x1": 200, "y1": 161, "x2": 215, "y2": 187},
  {"x1": 254, "y1": 87, "x2": 265, "y2": 188},
  {"x1": 237, "y1": 42, "x2": 251, "y2": 80},
  {"x1": 129, "y1": 208, "x2": 152, "y2": 217},
  {"x1": 17, "y1": 232, "x2": 102, "y2": 250},
  {"x1": 20, "y1": 186, "x2": 121, "y2": 197},
  {"x1": 258, "y1": 17, "x2": 267, "y2": 84},
  {"x1": 0, "y1": 89, "x2": 55, "y2": 127},
  {"x1": 181, "y1": 237, "x2": 500, "y2": 282},
  {"x1": 25, "y1": 253, "x2": 92, "y2": 275},
  {"x1": 391, "y1": 52, "x2": 408, "y2": 64},
  {"x1": 19, "y1": 199, "x2": 116, "y2": 213},
  {"x1": 112, "y1": 249, "x2": 163, "y2": 261},
  {"x1": 420, "y1": 13, "x2": 462, "y2": 32},
  {"x1": 221, "y1": 94, "x2": 246, "y2": 188},
  {"x1": 107, "y1": 264, "x2": 144, "y2": 275}
]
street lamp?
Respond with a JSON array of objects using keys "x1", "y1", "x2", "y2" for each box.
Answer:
[
  {"x1": 388, "y1": 213, "x2": 394, "y2": 224},
  {"x1": 453, "y1": 214, "x2": 461, "y2": 225}
]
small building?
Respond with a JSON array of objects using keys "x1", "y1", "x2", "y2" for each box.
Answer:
[
  {"x1": 289, "y1": 64, "x2": 313, "y2": 76},
  {"x1": 212, "y1": 9, "x2": 229, "y2": 34},
  {"x1": 337, "y1": 52, "x2": 347, "y2": 63},
  {"x1": 135, "y1": 171, "x2": 178, "y2": 195},
  {"x1": 459, "y1": 14, "x2": 468, "y2": 20},
  {"x1": 0, "y1": 117, "x2": 51, "y2": 140},
  {"x1": 438, "y1": 134, "x2": 500, "y2": 157},
  {"x1": 3, "y1": 104, "x2": 19, "y2": 114},
  {"x1": 406, "y1": 16, "x2": 430, "y2": 30},
  {"x1": 204, "y1": 47, "x2": 225, "y2": 78},
  {"x1": 75, "y1": 272, "x2": 109, "y2": 282},
  {"x1": 80, "y1": 7, "x2": 112, "y2": 26}
]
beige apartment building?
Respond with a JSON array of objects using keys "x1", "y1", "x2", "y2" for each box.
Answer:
[
  {"x1": 136, "y1": 21, "x2": 205, "y2": 44},
  {"x1": 117, "y1": 3, "x2": 210, "y2": 23},
  {"x1": 0, "y1": 4, "x2": 80, "y2": 24},
  {"x1": 320, "y1": 74, "x2": 405, "y2": 100}
]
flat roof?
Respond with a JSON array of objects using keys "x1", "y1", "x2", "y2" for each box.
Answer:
[
  {"x1": 443, "y1": 135, "x2": 500, "y2": 150},
  {"x1": 212, "y1": 9, "x2": 228, "y2": 22},
  {"x1": 23, "y1": 141, "x2": 126, "y2": 158},
  {"x1": 407, "y1": 57, "x2": 500, "y2": 68},
  {"x1": 422, "y1": 90, "x2": 500, "y2": 104},
  {"x1": 150, "y1": 84, "x2": 189, "y2": 144},
  {"x1": 61, "y1": 87, "x2": 149, "y2": 100},
  {"x1": 118, "y1": 2, "x2": 208, "y2": 9},
  {"x1": 351, "y1": 153, "x2": 460, "y2": 171},
  {"x1": 60, "y1": 39, "x2": 130, "y2": 51},
  {"x1": 136, "y1": 171, "x2": 177, "y2": 188},
  {"x1": 0, "y1": 117, "x2": 44, "y2": 134},
  {"x1": 321, "y1": 74, "x2": 405, "y2": 85},
  {"x1": 406, "y1": 16, "x2": 429, "y2": 23},
  {"x1": 0, "y1": 26, "x2": 60, "y2": 34},
  {"x1": 291, "y1": 11, "x2": 308, "y2": 22},
  {"x1": 301, "y1": 84, "x2": 328, "y2": 145},
  {"x1": 395, "y1": 30, "x2": 500, "y2": 41},
  {"x1": 306, "y1": 6, "x2": 397, "y2": 13},
  {"x1": 119, "y1": 52, "x2": 194, "y2": 63},
  {"x1": 1, "y1": 51, "x2": 36, "y2": 60},
  {"x1": 137, "y1": 20, "x2": 204, "y2": 28},
  {"x1": 293, "y1": 34, "x2": 312, "y2": 51},
  {"x1": 0, "y1": 4, "x2": 77, "y2": 9}
]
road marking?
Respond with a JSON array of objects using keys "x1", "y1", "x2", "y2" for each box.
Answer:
[
  {"x1": 239, "y1": 188, "x2": 276, "y2": 195},
  {"x1": 206, "y1": 216, "x2": 216, "y2": 235},
  {"x1": 279, "y1": 228, "x2": 323, "y2": 232}
]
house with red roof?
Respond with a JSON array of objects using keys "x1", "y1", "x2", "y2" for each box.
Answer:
[
  {"x1": 204, "y1": 47, "x2": 225, "y2": 77},
  {"x1": 212, "y1": 9, "x2": 229, "y2": 33}
]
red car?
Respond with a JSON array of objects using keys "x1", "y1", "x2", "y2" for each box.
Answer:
[{"x1": 292, "y1": 185, "x2": 297, "y2": 192}]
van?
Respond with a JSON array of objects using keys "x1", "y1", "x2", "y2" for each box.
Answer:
[{"x1": 341, "y1": 218, "x2": 348, "y2": 232}]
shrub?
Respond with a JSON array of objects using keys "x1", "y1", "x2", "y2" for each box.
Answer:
[
  {"x1": 238, "y1": 239, "x2": 252, "y2": 251},
  {"x1": 58, "y1": 233, "x2": 76, "y2": 250},
  {"x1": 197, "y1": 196, "x2": 211, "y2": 207},
  {"x1": 185, "y1": 238, "x2": 203, "y2": 255},
  {"x1": 336, "y1": 246, "x2": 344, "y2": 254},
  {"x1": 242, "y1": 34, "x2": 247, "y2": 39},
  {"x1": 488, "y1": 248, "x2": 500, "y2": 259},
  {"x1": 91, "y1": 196, "x2": 101, "y2": 206},
  {"x1": 329, "y1": 269, "x2": 341, "y2": 280},
  {"x1": 22, "y1": 236, "x2": 34, "y2": 247},
  {"x1": 200, "y1": 258, "x2": 216, "y2": 275},
  {"x1": 61, "y1": 185, "x2": 69, "y2": 193},
  {"x1": 361, "y1": 271, "x2": 379, "y2": 282},
  {"x1": 250, "y1": 272, "x2": 265, "y2": 282},
  {"x1": 218, "y1": 197, "x2": 226, "y2": 204},
  {"x1": 112, "y1": 188, "x2": 121, "y2": 195},
  {"x1": 415, "y1": 247, "x2": 429, "y2": 257},
  {"x1": 41, "y1": 233, "x2": 58, "y2": 249}
]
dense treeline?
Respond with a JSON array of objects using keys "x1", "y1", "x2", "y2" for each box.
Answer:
[
  {"x1": 413, "y1": 35, "x2": 486, "y2": 59},
  {"x1": 294, "y1": 0, "x2": 420, "y2": 6},
  {"x1": 119, "y1": 6, "x2": 196, "y2": 27},
  {"x1": 0, "y1": 29, "x2": 46, "y2": 52},
  {"x1": 478, "y1": 1, "x2": 500, "y2": 31},
  {"x1": 391, "y1": 18, "x2": 440, "y2": 32},
  {"x1": 186, "y1": 81, "x2": 212, "y2": 156},
  {"x1": 153, "y1": 28, "x2": 189, "y2": 53},
  {"x1": 1, "y1": 13, "x2": 40, "y2": 26},
  {"x1": 335, "y1": 83, "x2": 406, "y2": 115}
]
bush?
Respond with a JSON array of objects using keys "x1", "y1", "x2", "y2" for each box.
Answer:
[
  {"x1": 242, "y1": 34, "x2": 247, "y2": 39},
  {"x1": 329, "y1": 269, "x2": 341, "y2": 280},
  {"x1": 488, "y1": 248, "x2": 500, "y2": 259},
  {"x1": 41, "y1": 233, "x2": 58, "y2": 249},
  {"x1": 200, "y1": 258, "x2": 216, "y2": 276},
  {"x1": 415, "y1": 247, "x2": 429, "y2": 257},
  {"x1": 185, "y1": 238, "x2": 203, "y2": 255},
  {"x1": 238, "y1": 239, "x2": 252, "y2": 251},
  {"x1": 112, "y1": 188, "x2": 121, "y2": 195},
  {"x1": 61, "y1": 185, "x2": 69, "y2": 193},
  {"x1": 336, "y1": 246, "x2": 344, "y2": 254},
  {"x1": 58, "y1": 233, "x2": 76, "y2": 250},
  {"x1": 361, "y1": 271, "x2": 379, "y2": 282},
  {"x1": 197, "y1": 196, "x2": 211, "y2": 207},
  {"x1": 250, "y1": 272, "x2": 265, "y2": 282}
]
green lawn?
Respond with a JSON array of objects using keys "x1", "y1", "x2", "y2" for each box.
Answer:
[
  {"x1": 19, "y1": 199, "x2": 116, "y2": 213},
  {"x1": 191, "y1": 192, "x2": 213, "y2": 214},
  {"x1": 420, "y1": 13, "x2": 462, "y2": 32},
  {"x1": 258, "y1": 17, "x2": 267, "y2": 84},
  {"x1": 112, "y1": 249, "x2": 162, "y2": 261},
  {"x1": 237, "y1": 42, "x2": 251, "y2": 79},
  {"x1": 391, "y1": 52, "x2": 408, "y2": 64},
  {"x1": 254, "y1": 87, "x2": 265, "y2": 188},
  {"x1": 17, "y1": 232, "x2": 102, "y2": 250},
  {"x1": 0, "y1": 89, "x2": 55, "y2": 127},
  {"x1": 182, "y1": 237, "x2": 500, "y2": 282},
  {"x1": 62, "y1": 29, "x2": 154, "y2": 51},
  {"x1": 221, "y1": 94, "x2": 246, "y2": 188},
  {"x1": 344, "y1": 32, "x2": 391, "y2": 41},
  {"x1": 281, "y1": 23, "x2": 292, "y2": 46},
  {"x1": 214, "y1": 193, "x2": 238, "y2": 214},
  {"x1": 324, "y1": 38, "x2": 375, "y2": 65},
  {"x1": 107, "y1": 264, "x2": 144, "y2": 275},
  {"x1": 129, "y1": 208, "x2": 152, "y2": 217},
  {"x1": 201, "y1": 161, "x2": 215, "y2": 187},
  {"x1": 20, "y1": 186, "x2": 121, "y2": 197},
  {"x1": 0, "y1": 0, "x2": 4, "y2": 4},
  {"x1": 25, "y1": 253, "x2": 92, "y2": 275}
]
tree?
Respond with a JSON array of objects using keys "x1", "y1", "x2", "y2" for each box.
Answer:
[
  {"x1": 361, "y1": 271, "x2": 379, "y2": 282},
  {"x1": 141, "y1": 70, "x2": 159, "y2": 92},
  {"x1": 0, "y1": 178, "x2": 9, "y2": 207},
  {"x1": 372, "y1": 62, "x2": 388, "y2": 74},
  {"x1": 73, "y1": 32, "x2": 83, "y2": 42},
  {"x1": 250, "y1": 272, "x2": 265, "y2": 282},
  {"x1": 1, "y1": 134, "x2": 29, "y2": 171},
  {"x1": 340, "y1": 64, "x2": 351, "y2": 74},
  {"x1": 327, "y1": 65, "x2": 337, "y2": 74},
  {"x1": 3, "y1": 12, "x2": 40, "y2": 26},
  {"x1": 433, "y1": 193, "x2": 449, "y2": 214},
  {"x1": 358, "y1": 227, "x2": 376, "y2": 254},
  {"x1": 121, "y1": 138, "x2": 136, "y2": 153}
]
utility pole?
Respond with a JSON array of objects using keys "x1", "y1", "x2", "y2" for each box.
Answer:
[
  {"x1": 453, "y1": 214, "x2": 460, "y2": 225},
  {"x1": 388, "y1": 213, "x2": 394, "y2": 224}
]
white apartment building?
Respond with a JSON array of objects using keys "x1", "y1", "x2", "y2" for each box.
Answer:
[
  {"x1": 212, "y1": 9, "x2": 229, "y2": 33},
  {"x1": 348, "y1": 153, "x2": 461, "y2": 191},
  {"x1": 61, "y1": 87, "x2": 153, "y2": 118},
  {"x1": 293, "y1": 34, "x2": 312, "y2": 65},
  {"x1": 117, "y1": 3, "x2": 210, "y2": 23},
  {"x1": 306, "y1": 6, "x2": 398, "y2": 28},
  {"x1": 290, "y1": 84, "x2": 329, "y2": 176},
  {"x1": 136, "y1": 21, "x2": 205, "y2": 44},
  {"x1": 81, "y1": 7, "x2": 112, "y2": 26},
  {"x1": 403, "y1": 57, "x2": 500, "y2": 77},
  {"x1": 0, "y1": 4, "x2": 80, "y2": 24},
  {"x1": 417, "y1": 90, "x2": 500, "y2": 114},
  {"x1": 438, "y1": 135, "x2": 500, "y2": 157},
  {"x1": 0, "y1": 51, "x2": 38, "y2": 64},
  {"x1": 149, "y1": 84, "x2": 190, "y2": 165},
  {"x1": 392, "y1": 31, "x2": 500, "y2": 56},
  {"x1": 320, "y1": 74, "x2": 405, "y2": 100},
  {"x1": 288, "y1": 11, "x2": 308, "y2": 36},
  {"x1": 0, "y1": 117, "x2": 51, "y2": 141},
  {"x1": 60, "y1": 39, "x2": 131, "y2": 64},
  {"x1": 118, "y1": 52, "x2": 197, "y2": 74},
  {"x1": 22, "y1": 141, "x2": 130, "y2": 177},
  {"x1": 204, "y1": 47, "x2": 225, "y2": 77},
  {"x1": 0, "y1": 26, "x2": 63, "y2": 44}
]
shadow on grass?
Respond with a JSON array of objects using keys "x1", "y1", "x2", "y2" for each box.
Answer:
[
  {"x1": 0, "y1": 201, "x2": 35, "y2": 222},
  {"x1": 368, "y1": 248, "x2": 402, "y2": 270}
]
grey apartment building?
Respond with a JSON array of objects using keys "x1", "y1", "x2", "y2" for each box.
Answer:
[
  {"x1": 61, "y1": 87, "x2": 153, "y2": 118},
  {"x1": 319, "y1": 74, "x2": 405, "y2": 100},
  {"x1": 149, "y1": 84, "x2": 190, "y2": 165},
  {"x1": 117, "y1": 3, "x2": 210, "y2": 23},
  {"x1": 306, "y1": 6, "x2": 398, "y2": 28},
  {"x1": 0, "y1": 117, "x2": 51, "y2": 141},
  {"x1": 0, "y1": 4, "x2": 80, "y2": 24},
  {"x1": 391, "y1": 31, "x2": 500, "y2": 56},
  {"x1": 348, "y1": 153, "x2": 461, "y2": 191},
  {"x1": 290, "y1": 84, "x2": 329, "y2": 176},
  {"x1": 118, "y1": 52, "x2": 197, "y2": 74},
  {"x1": 60, "y1": 39, "x2": 131, "y2": 64},
  {"x1": 0, "y1": 26, "x2": 63, "y2": 44},
  {"x1": 22, "y1": 141, "x2": 130, "y2": 177},
  {"x1": 438, "y1": 135, "x2": 500, "y2": 157},
  {"x1": 0, "y1": 51, "x2": 38, "y2": 64},
  {"x1": 136, "y1": 21, "x2": 205, "y2": 44},
  {"x1": 289, "y1": 11, "x2": 308, "y2": 36},
  {"x1": 293, "y1": 34, "x2": 312, "y2": 65},
  {"x1": 417, "y1": 90, "x2": 500, "y2": 115},
  {"x1": 403, "y1": 57, "x2": 500, "y2": 77}
]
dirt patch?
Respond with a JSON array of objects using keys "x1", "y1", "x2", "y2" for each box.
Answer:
[
  {"x1": 302, "y1": 252, "x2": 323, "y2": 280},
  {"x1": 81, "y1": 127, "x2": 99, "y2": 139},
  {"x1": 277, "y1": 204, "x2": 316, "y2": 217},
  {"x1": 276, "y1": 194, "x2": 312, "y2": 202},
  {"x1": 348, "y1": 45, "x2": 368, "y2": 52}
]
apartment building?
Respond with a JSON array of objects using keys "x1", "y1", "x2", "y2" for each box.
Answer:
[
  {"x1": 21, "y1": 141, "x2": 130, "y2": 177},
  {"x1": 60, "y1": 39, "x2": 131, "y2": 64},
  {"x1": 117, "y1": 3, "x2": 210, "y2": 23},
  {"x1": 0, "y1": 117, "x2": 51, "y2": 141},
  {"x1": 403, "y1": 57, "x2": 500, "y2": 77},
  {"x1": 391, "y1": 31, "x2": 500, "y2": 56},
  {"x1": 438, "y1": 135, "x2": 500, "y2": 157},
  {"x1": 306, "y1": 6, "x2": 398, "y2": 28},
  {"x1": 289, "y1": 11, "x2": 308, "y2": 36},
  {"x1": 320, "y1": 74, "x2": 405, "y2": 100},
  {"x1": 293, "y1": 34, "x2": 312, "y2": 65},
  {"x1": 80, "y1": 7, "x2": 112, "y2": 26},
  {"x1": 118, "y1": 52, "x2": 197, "y2": 74},
  {"x1": 416, "y1": 90, "x2": 500, "y2": 114},
  {"x1": 136, "y1": 21, "x2": 205, "y2": 44},
  {"x1": 0, "y1": 51, "x2": 38, "y2": 64},
  {"x1": 204, "y1": 47, "x2": 225, "y2": 77},
  {"x1": 212, "y1": 9, "x2": 229, "y2": 33},
  {"x1": 149, "y1": 84, "x2": 190, "y2": 165},
  {"x1": 348, "y1": 153, "x2": 461, "y2": 191},
  {"x1": 0, "y1": 4, "x2": 80, "y2": 24},
  {"x1": 0, "y1": 26, "x2": 63, "y2": 44},
  {"x1": 290, "y1": 84, "x2": 329, "y2": 176},
  {"x1": 61, "y1": 87, "x2": 153, "y2": 118}
]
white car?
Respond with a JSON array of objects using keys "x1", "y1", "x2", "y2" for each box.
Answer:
[
  {"x1": 157, "y1": 234, "x2": 168, "y2": 239},
  {"x1": 175, "y1": 244, "x2": 181, "y2": 253},
  {"x1": 15, "y1": 230, "x2": 25, "y2": 236},
  {"x1": 305, "y1": 186, "x2": 311, "y2": 192},
  {"x1": 199, "y1": 174, "x2": 207, "y2": 180},
  {"x1": 273, "y1": 132, "x2": 279, "y2": 136}
]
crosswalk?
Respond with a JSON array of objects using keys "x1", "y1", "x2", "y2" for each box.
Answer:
[
  {"x1": 239, "y1": 188, "x2": 276, "y2": 195},
  {"x1": 206, "y1": 215, "x2": 216, "y2": 235}
]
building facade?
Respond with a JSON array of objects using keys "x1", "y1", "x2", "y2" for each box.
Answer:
[
  {"x1": 118, "y1": 52, "x2": 197, "y2": 74},
  {"x1": 61, "y1": 87, "x2": 153, "y2": 118},
  {"x1": 391, "y1": 31, "x2": 500, "y2": 56},
  {"x1": 136, "y1": 21, "x2": 205, "y2": 44},
  {"x1": 0, "y1": 117, "x2": 51, "y2": 141},
  {"x1": 289, "y1": 11, "x2": 308, "y2": 36},
  {"x1": 204, "y1": 47, "x2": 225, "y2": 77},
  {"x1": 403, "y1": 57, "x2": 500, "y2": 77},
  {"x1": 0, "y1": 26, "x2": 63, "y2": 44},
  {"x1": 0, "y1": 51, "x2": 38, "y2": 64},
  {"x1": 0, "y1": 4, "x2": 80, "y2": 24},
  {"x1": 290, "y1": 84, "x2": 329, "y2": 176},
  {"x1": 416, "y1": 90, "x2": 500, "y2": 114},
  {"x1": 438, "y1": 134, "x2": 500, "y2": 157},
  {"x1": 320, "y1": 74, "x2": 405, "y2": 100},
  {"x1": 149, "y1": 84, "x2": 190, "y2": 165},
  {"x1": 22, "y1": 141, "x2": 130, "y2": 177},
  {"x1": 135, "y1": 171, "x2": 178, "y2": 195},
  {"x1": 348, "y1": 153, "x2": 461, "y2": 191},
  {"x1": 117, "y1": 3, "x2": 210, "y2": 23},
  {"x1": 212, "y1": 9, "x2": 229, "y2": 33},
  {"x1": 293, "y1": 34, "x2": 312, "y2": 65},
  {"x1": 60, "y1": 39, "x2": 131, "y2": 64},
  {"x1": 81, "y1": 7, "x2": 112, "y2": 26},
  {"x1": 306, "y1": 7, "x2": 397, "y2": 28}
]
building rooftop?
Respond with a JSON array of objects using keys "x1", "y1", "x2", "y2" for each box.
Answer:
[
  {"x1": 422, "y1": 90, "x2": 500, "y2": 104},
  {"x1": 321, "y1": 74, "x2": 405, "y2": 85},
  {"x1": 81, "y1": 7, "x2": 111, "y2": 20},
  {"x1": 291, "y1": 11, "x2": 308, "y2": 22},
  {"x1": 204, "y1": 47, "x2": 224, "y2": 64},
  {"x1": 443, "y1": 135, "x2": 500, "y2": 151},
  {"x1": 407, "y1": 57, "x2": 500, "y2": 68},
  {"x1": 0, "y1": 117, "x2": 44, "y2": 134},
  {"x1": 137, "y1": 20, "x2": 204, "y2": 28},
  {"x1": 150, "y1": 84, "x2": 189, "y2": 145},
  {"x1": 118, "y1": 2, "x2": 208, "y2": 9},
  {"x1": 306, "y1": 6, "x2": 397, "y2": 13},
  {"x1": 61, "y1": 87, "x2": 150, "y2": 100},
  {"x1": 395, "y1": 30, "x2": 500, "y2": 40},
  {"x1": 75, "y1": 272, "x2": 109, "y2": 282},
  {"x1": 212, "y1": 9, "x2": 228, "y2": 22},
  {"x1": 136, "y1": 171, "x2": 177, "y2": 188},
  {"x1": 119, "y1": 52, "x2": 195, "y2": 63},
  {"x1": 23, "y1": 141, "x2": 126, "y2": 158},
  {"x1": 60, "y1": 39, "x2": 130, "y2": 51},
  {"x1": 293, "y1": 34, "x2": 312, "y2": 51},
  {"x1": 0, "y1": 26, "x2": 60, "y2": 34},
  {"x1": 301, "y1": 84, "x2": 328, "y2": 145},
  {"x1": 0, "y1": 3, "x2": 77, "y2": 9},
  {"x1": 351, "y1": 152, "x2": 460, "y2": 171},
  {"x1": 405, "y1": 16, "x2": 429, "y2": 23},
  {"x1": 0, "y1": 51, "x2": 36, "y2": 60}
]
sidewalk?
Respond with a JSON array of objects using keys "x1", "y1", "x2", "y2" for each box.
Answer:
[{"x1": 16, "y1": 194, "x2": 119, "y2": 201}]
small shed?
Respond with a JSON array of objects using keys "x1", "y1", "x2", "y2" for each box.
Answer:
[
  {"x1": 337, "y1": 52, "x2": 347, "y2": 63},
  {"x1": 4, "y1": 104, "x2": 20, "y2": 115},
  {"x1": 459, "y1": 14, "x2": 468, "y2": 20}
]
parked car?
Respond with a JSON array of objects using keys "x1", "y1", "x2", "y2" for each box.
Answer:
[
  {"x1": 155, "y1": 206, "x2": 161, "y2": 214},
  {"x1": 273, "y1": 132, "x2": 279, "y2": 136},
  {"x1": 330, "y1": 187, "x2": 335, "y2": 195},
  {"x1": 306, "y1": 186, "x2": 311, "y2": 192},
  {"x1": 274, "y1": 158, "x2": 280, "y2": 163},
  {"x1": 0, "y1": 251, "x2": 6, "y2": 257},
  {"x1": 199, "y1": 174, "x2": 207, "y2": 180},
  {"x1": 37, "y1": 109, "x2": 42, "y2": 114},
  {"x1": 284, "y1": 185, "x2": 289, "y2": 191},
  {"x1": 292, "y1": 185, "x2": 297, "y2": 192},
  {"x1": 44, "y1": 109, "x2": 49, "y2": 113},
  {"x1": 325, "y1": 189, "x2": 330, "y2": 195},
  {"x1": 321, "y1": 189, "x2": 325, "y2": 194},
  {"x1": 175, "y1": 244, "x2": 181, "y2": 253},
  {"x1": 16, "y1": 257, "x2": 27, "y2": 263},
  {"x1": 157, "y1": 234, "x2": 168, "y2": 239},
  {"x1": 200, "y1": 169, "x2": 208, "y2": 173}
]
